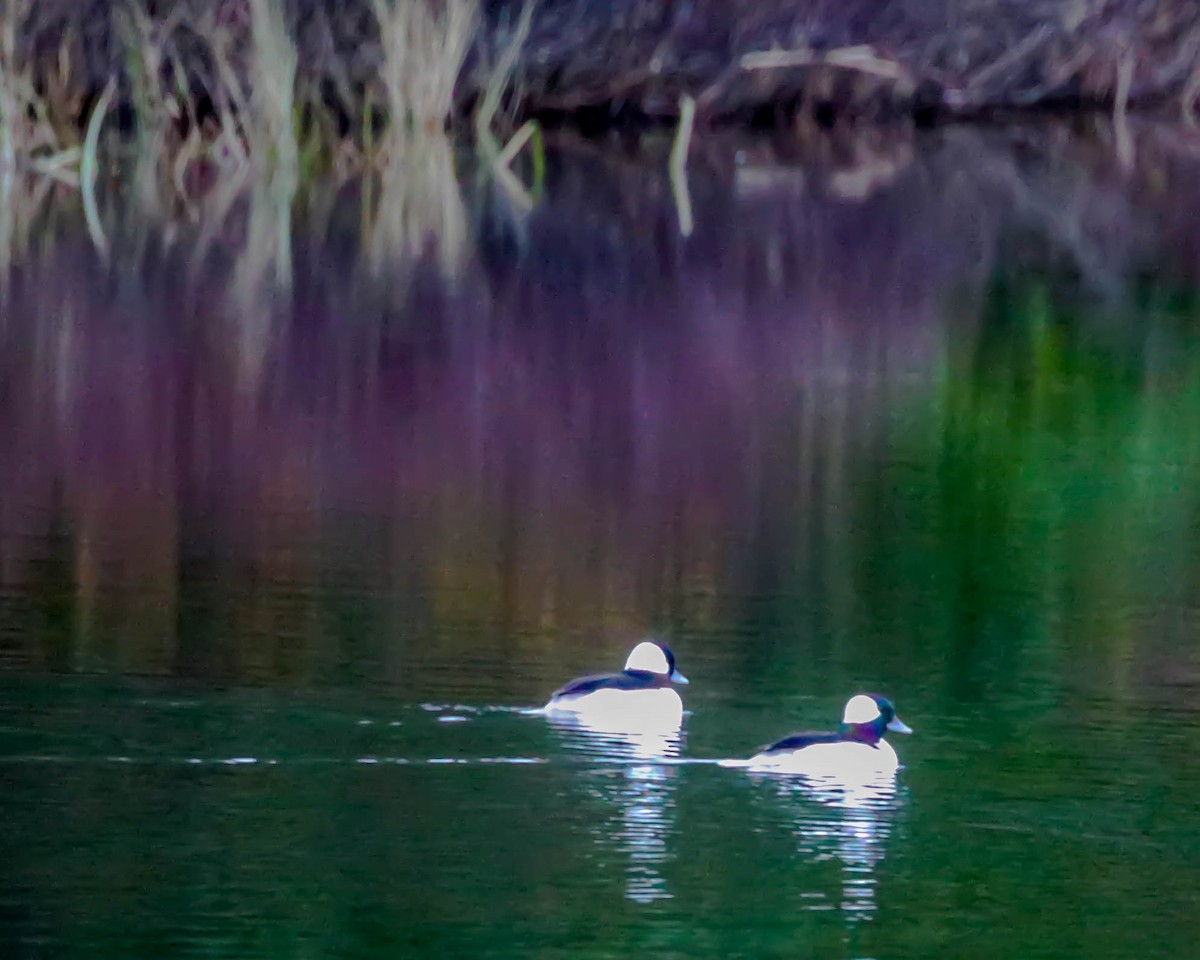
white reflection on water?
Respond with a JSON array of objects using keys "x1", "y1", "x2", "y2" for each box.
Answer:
[
  {"x1": 759, "y1": 771, "x2": 904, "y2": 924},
  {"x1": 547, "y1": 714, "x2": 683, "y2": 905}
]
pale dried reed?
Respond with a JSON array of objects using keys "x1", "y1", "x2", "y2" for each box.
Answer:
[{"x1": 370, "y1": 0, "x2": 480, "y2": 136}]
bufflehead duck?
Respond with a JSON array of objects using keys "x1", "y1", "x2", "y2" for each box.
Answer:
[
  {"x1": 542, "y1": 640, "x2": 689, "y2": 730},
  {"x1": 719, "y1": 693, "x2": 913, "y2": 777}
]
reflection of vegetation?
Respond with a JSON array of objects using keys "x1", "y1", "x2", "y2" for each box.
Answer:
[
  {"x1": 368, "y1": 132, "x2": 469, "y2": 277},
  {"x1": 1, "y1": 0, "x2": 536, "y2": 273},
  {"x1": 0, "y1": 172, "x2": 53, "y2": 280},
  {"x1": 228, "y1": 172, "x2": 297, "y2": 390},
  {"x1": 7, "y1": 130, "x2": 1200, "y2": 705},
  {"x1": 857, "y1": 271, "x2": 1200, "y2": 706}
]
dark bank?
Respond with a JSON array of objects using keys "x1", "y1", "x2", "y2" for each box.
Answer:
[{"x1": 9, "y1": 0, "x2": 1200, "y2": 139}]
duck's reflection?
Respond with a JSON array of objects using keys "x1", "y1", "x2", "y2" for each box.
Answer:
[
  {"x1": 759, "y1": 771, "x2": 903, "y2": 923},
  {"x1": 547, "y1": 715, "x2": 682, "y2": 904}
]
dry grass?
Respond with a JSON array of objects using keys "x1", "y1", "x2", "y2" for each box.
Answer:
[
  {"x1": 246, "y1": 0, "x2": 298, "y2": 177},
  {"x1": 1, "y1": 0, "x2": 75, "y2": 276},
  {"x1": 206, "y1": 0, "x2": 299, "y2": 178},
  {"x1": 472, "y1": 0, "x2": 542, "y2": 212},
  {"x1": 0, "y1": 0, "x2": 538, "y2": 283},
  {"x1": 0, "y1": 1, "x2": 22, "y2": 178},
  {"x1": 0, "y1": 0, "x2": 69, "y2": 175},
  {"x1": 475, "y1": 0, "x2": 537, "y2": 136},
  {"x1": 3, "y1": 0, "x2": 497, "y2": 184},
  {"x1": 362, "y1": 0, "x2": 484, "y2": 280},
  {"x1": 370, "y1": 0, "x2": 480, "y2": 138},
  {"x1": 669, "y1": 94, "x2": 696, "y2": 238}
]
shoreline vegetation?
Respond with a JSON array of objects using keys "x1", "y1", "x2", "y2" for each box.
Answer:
[
  {"x1": 2, "y1": 1, "x2": 1200, "y2": 268},
  {"x1": 3, "y1": 2, "x2": 1200, "y2": 158}
]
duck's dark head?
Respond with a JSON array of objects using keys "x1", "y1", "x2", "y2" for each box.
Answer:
[{"x1": 839, "y1": 693, "x2": 912, "y2": 744}]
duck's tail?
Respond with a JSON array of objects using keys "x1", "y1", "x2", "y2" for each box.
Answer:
[{"x1": 716, "y1": 756, "x2": 756, "y2": 769}]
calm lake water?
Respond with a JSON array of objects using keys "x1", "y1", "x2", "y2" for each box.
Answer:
[{"x1": 3, "y1": 121, "x2": 1200, "y2": 959}]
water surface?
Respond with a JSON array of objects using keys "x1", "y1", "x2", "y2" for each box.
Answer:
[{"x1": 3, "y1": 121, "x2": 1200, "y2": 959}]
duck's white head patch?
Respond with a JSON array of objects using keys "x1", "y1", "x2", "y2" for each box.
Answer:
[
  {"x1": 843, "y1": 694, "x2": 883, "y2": 725},
  {"x1": 625, "y1": 641, "x2": 670, "y2": 675}
]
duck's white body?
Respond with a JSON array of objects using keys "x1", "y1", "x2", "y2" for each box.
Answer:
[
  {"x1": 721, "y1": 738, "x2": 900, "y2": 777},
  {"x1": 720, "y1": 694, "x2": 912, "y2": 780},
  {"x1": 541, "y1": 641, "x2": 689, "y2": 734},
  {"x1": 545, "y1": 686, "x2": 685, "y2": 732}
]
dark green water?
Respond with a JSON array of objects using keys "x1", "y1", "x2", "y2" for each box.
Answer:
[
  {"x1": 4, "y1": 124, "x2": 1200, "y2": 958},
  {"x1": 4, "y1": 645, "x2": 1200, "y2": 959}
]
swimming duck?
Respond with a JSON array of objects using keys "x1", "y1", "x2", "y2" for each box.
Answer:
[
  {"x1": 542, "y1": 640, "x2": 689, "y2": 730},
  {"x1": 719, "y1": 693, "x2": 912, "y2": 777}
]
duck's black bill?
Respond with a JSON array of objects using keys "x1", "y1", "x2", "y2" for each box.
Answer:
[
  {"x1": 670, "y1": 669, "x2": 689, "y2": 684},
  {"x1": 887, "y1": 717, "x2": 913, "y2": 734}
]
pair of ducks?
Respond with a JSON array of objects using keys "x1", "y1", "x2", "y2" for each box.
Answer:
[{"x1": 542, "y1": 640, "x2": 913, "y2": 777}]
